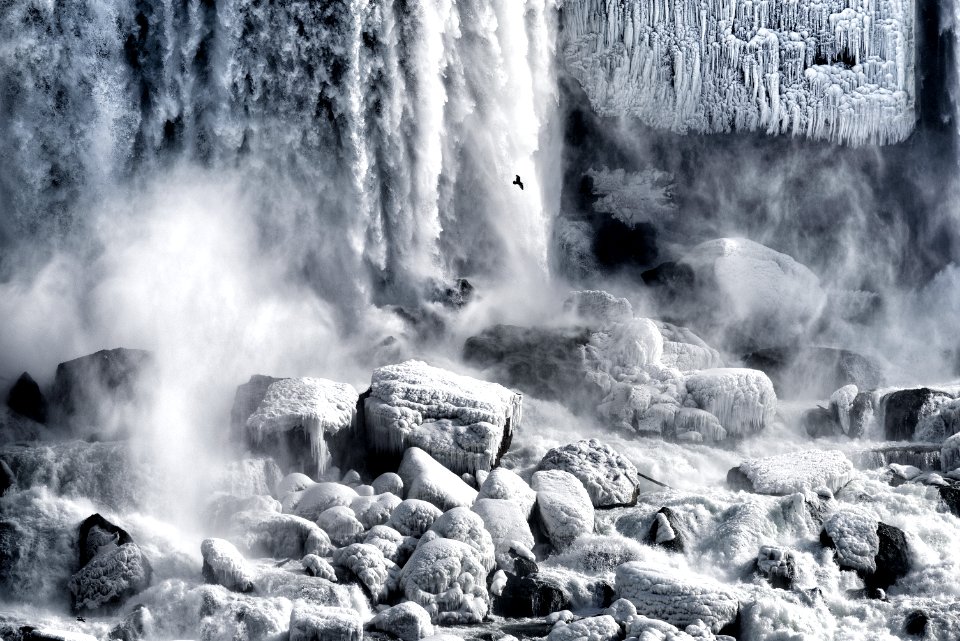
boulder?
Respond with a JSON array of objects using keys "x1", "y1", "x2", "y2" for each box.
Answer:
[
  {"x1": 226, "y1": 510, "x2": 331, "y2": 558},
  {"x1": 68, "y1": 543, "x2": 152, "y2": 612},
  {"x1": 363, "y1": 360, "x2": 521, "y2": 475},
  {"x1": 421, "y1": 507, "x2": 495, "y2": 572},
  {"x1": 230, "y1": 375, "x2": 284, "y2": 444},
  {"x1": 728, "y1": 450, "x2": 854, "y2": 495},
  {"x1": 399, "y1": 538, "x2": 490, "y2": 623},
  {"x1": 471, "y1": 498, "x2": 535, "y2": 571},
  {"x1": 332, "y1": 543, "x2": 397, "y2": 603},
  {"x1": 531, "y1": 470, "x2": 595, "y2": 550},
  {"x1": 275, "y1": 472, "x2": 316, "y2": 496},
  {"x1": 743, "y1": 347, "x2": 884, "y2": 399},
  {"x1": 939, "y1": 485, "x2": 960, "y2": 517},
  {"x1": 493, "y1": 572, "x2": 572, "y2": 618},
  {"x1": 563, "y1": 290, "x2": 633, "y2": 326},
  {"x1": 830, "y1": 385, "x2": 872, "y2": 439},
  {"x1": 364, "y1": 525, "x2": 417, "y2": 565},
  {"x1": 107, "y1": 604, "x2": 151, "y2": 641},
  {"x1": 821, "y1": 509, "x2": 911, "y2": 590},
  {"x1": 294, "y1": 482, "x2": 361, "y2": 521},
  {"x1": 350, "y1": 492, "x2": 402, "y2": 530},
  {"x1": 477, "y1": 468, "x2": 537, "y2": 518},
  {"x1": 398, "y1": 447, "x2": 478, "y2": 511},
  {"x1": 538, "y1": 439, "x2": 641, "y2": 508},
  {"x1": 316, "y1": 506, "x2": 364, "y2": 547},
  {"x1": 645, "y1": 506, "x2": 686, "y2": 553},
  {"x1": 547, "y1": 615, "x2": 620, "y2": 641},
  {"x1": 200, "y1": 538, "x2": 254, "y2": 592},
  {"x1": 368, "y1": 602, "x2": 435, "y2": 641},
  {"x1": 683, "y1": 368, "x2": 776, "y2": 437},
  {"x1": 756, "y1": 545, "x2": 797, "y2": 589},
  {"x1": 881, "y1": 388, "x2": 955, "y2": 441},
  {"x1": 803, "y1": 407, "x2": 841, "y2": 439},
  {"x1": 289, "y1": 604, "x2": 362, "y2": 641},
  {"x1": 372, "y1": 472, "x2": 403, "y2": 496},
  {"x1": 301, "y1": 554, "x2": 337, "y2": 581},
  {"x1": 78, "y1": 514, "x2": 134, "y2": 567},
  {"x1": 388, "y1": 499, "x2": 443, "y2": 537},
  {"x1": 6, "y1": 372, "x2": 47, "y2": 424}
]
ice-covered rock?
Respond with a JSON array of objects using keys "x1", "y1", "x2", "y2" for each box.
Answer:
[
  {"x1": 368, "y1": 602, "x2": 435, "y2": 641},
  {"x1": 364, "y1": 360, "x2": 522, "y2": 475},
  {"x1": 246, "y1": 377, "x2": 358, "y2": 476},
  {"x1": 881, "y1": 387, "x2": 956, "y2": 441},
  {"x1": 728, "y1": 449, "x2": 854, "y2": 495},
  {"x1": 532, "y1": 469, "x2": 595, "y2": 550},
  {"x1": 231, "y1": 374, "x2": 284, "y2": 444},
  {"x1": 226, "y1": 510, "x2": 331, "y2": 558},
  {"x1": 756, "y1": 545, "x2": 797, "y2": 589},
  {"x1": 316, "y1": 506, "x2": 364, "y2": 547},
  {"x1": 471, "y1": 498, "x2": 535, "y2": 571},
  {"x1": 615, "y1": 562, "x2": 742, "y2": 633},
  {"x1": 301, "y1": 553, "x2": 337, "y2": 581},
  {"x1": 821, "y1": 510, "x2": 910, "y2": 590},
  {"x1": 549, "y1": 615, "x2": 620, "y2": 641},
  {"x1": 538, "y1": 439, "x2": 642, "y2": 508},
  {"x1": 645, "y1": 507, "x2": 686, "y2": 553},
  {"x1": 276, "y1": 472, "x2": 316, "y2": 496},
  {"x1": 350, "y1": 492, "x2": 402, "y2": 530},
  {"x1": 421, "y1": 507, "x2": 495, "y2": 571},
  {"x1": 477, "y1": 467, "x2": 537, "y2": 518},
  {"x1": 364, "y1": 525, "x2": 417, "y2": 565},
  {"x1": 562, "y1": 290, "x2": 633, "y2": 326},
  {"x1": 656, "y1": 322, "x2": 723, "y2": 372},
  {"x1": 200, "y1": 538, "x2": 254, "y2": 592},
  {"x1": 388, "y1": 499, "x2": 443, "y2": 537},
  {"x1": 943, "y1": 433, "x2": 960, "y2": 471},
  {"x1": 294, "y1": 482, "x2": 360, "y2": 521},
  {"x1": 399, "y1": 538, "x2": 490, "y2": 623},
  {"x1": 561, "y1": 0, "x2": 914, "y2": 146},
  {"x1": 372, "y1": 472, "x2": 403, "y2": 496},
  {"x1": 289, "y1": 603, "x2": 362, "y2": 641},
  {"x1": 254, "y1": 567, "x2": 361, "y2": 607},
  {"x1": 684, "y1": 368, "x2": 777, "y2": 437},
  {"x1": 674, "y1": 407, "x2": 727, "y2": 442},
  {"x1": 69, "y1": 542, "x2": 152, "y2": 611},
  {"x1": 332, "y1": 542, "x2": 397, "y2": 603},
  {"x1": 6, "y1": 372, "x2": 47, "y2": 424},
  {"x1": 398, "y1": 447, "x2": 478, "y2": 511},
  {"x1": 493, "y1": 572, "x2": 572, "y2": 618}
]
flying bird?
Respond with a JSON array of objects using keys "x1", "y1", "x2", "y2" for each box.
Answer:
[
  {"x1": 513, "y1": 175, "x2": 524, "y2": 190},
  {"x1": 76, "y1": 617, "x2": 86, "y2": 623}
]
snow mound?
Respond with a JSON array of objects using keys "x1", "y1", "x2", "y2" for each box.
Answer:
[
  {"x1": 365, "y1": 360, "x2": 522, "y2": 475},
  {"x1": 372, "y1": 472, "x2": 404, "y2": 496},
  {"x1": 684, "y1": 368, "x2": 777, "y2": 437},
  {"x1": 822, "y1": 508, "x2": 879, "y2": 573},
  {"x1": 943, "y1": 433, "x2": 960, "y2": 471},
  {"x1": 657, "y1": 321, "x2": 723, "y2": 372},
  {"x1": 398, "y1": 447, "x2": 478, "y2": 511},
  {"x1": 316, "y1": 506, "x2": 364, "y2": 547},
  {"x1": 369, "y1": 602, "x2": 435, "y2": 641},
  {"x1": 294, "y1": 482, "x2": 360, "y2": 521},
  {"x1": 350, "y1": 492, "x2": 402, "y2": 530},
  {"x1": 276, "y1": 473, "x2": 316, "y2": 496},
  {"x1": 246, "y1": 377, "x2": 358, "y2": 476},
  {"x1": 615, "y1": 562, "x2": 742, "y2": 633},
  {"x1": 200, "y1": 538, "x2": 254, "y2": 592},
  {"x1": 734, "y1": 449, "x2": 854, "y2": 495},
  {"x1": 227, "y1": 510, "x2": 331, "y2": 558},
  {"x1": 548, "y1": 614, "x2": 621, "y2": 641},
  {"x1": 289, "y1": 603, "x2": 362, "y2": 641},
  {"x1": 538, "y1": 439, "x2": 642, "y2": 507},
  {"x1": 477, "y1": 467, "x2": 537, "y2": 518},
  {"x1": 301, "y1": 554, "x2": 337, "y2": 581},
  {"x1": 69, "y1": 542, "x2": 152, "y2": 611},
  {"x1": 388, "y1": 499, "x2": 443, "y2": 537},
  {"x1": 532, "y1": 469, "x2": 596, "y2": 550},
  {"x1": 471, "y1": 498, "x2": 535, "y2": 571},
  {"x1": 400, "y1": 538, "x2": 490, "y2": 624},
  {"x1": 332, "y1": 543, "x2": 397, "y2": 603},
  {"x1": 421, "y1": 507, "x2": 496, "y2": 571}
]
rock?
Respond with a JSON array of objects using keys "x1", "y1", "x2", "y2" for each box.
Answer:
[
  {"x1": 316, "y1": 506, "x2": 364, "y2": 547},
  {"x1": 477, "y1": 468, "x2": 537, "y2": 518},
  {"x1": 547, "y1": 615, "x2": 620, "y2": 641},
  {"x1": 289, "y1": 603, "x2": 362, "y2": 641},
  {"x1": 399, "y1": 538, "x2": 490, "y2": 623},
  {"x1": 49, "y1": 348, "x2": 153, "y2": 435},
  {"x1": 471, "y1": 498, "x2": 535, "y2": 571},
  {"x1": 398, "y1": 447, "x2": 478, "y2": 511},
  {"x1": 368, "y1": 602, "x2": 435, "y2": 641},
  {"x1": 641, "y1": 261, "x2": 695, "y2": 301},
  {"x1": 743, "y1": 347, "x2": 884, "y2": 399},
  {"x1": 531, "y1": 469, "x2": 595, "y2": 550},
  {"x1": 904, "y1": 610, "x2": 929, "y2": 636},
  {"x1": 226, "y1": 510, "x2": 331, "y2": 558},
  {"x1": 422, "y1": 507, "x2": 496, "y2": 571},
  {"x1": 939, "y1": 485, "x2": 960, "y2": 517},
  {"x1": 332, "y1": 543, "x2": 397, "y2": 603},
  {"x1": 615, "y1": 562, "x2": 742, "y2": 633},
  {"x1": 107, "y1": 604, "x2": 151, "y2": 641},
  {"x1": 6, "y1": 373, "x2": 47, "y2": 424},
  {"x1": 942, "y1": 433, "x2": 960, "y2": 471},
  {"x1": 729, "y1": 450, "x2": 854, "y2": 495},
  {"x1": 294, "y1": 482, "x2": 361, "y2": 521},
  {"x1": 246, "y1": 377, "x2": 358, "y2": 476},
  {"x1": 803, "y1": 407, "x2": 841, "y2": 439},
  {"x1": 388, "y1": 499, "x2": 443, "y2": 537},
  {"x1": 683, "y1": 368, "x2": 777, "y2": 437},
  {"x1": 821, "y1": 510, "x2": 910, "y2": 590},
  {"x1": 230, "y1": 375, "x2": 284, "y2": 445},
  {"x1": 200, "y1": 538, "x2": 254, "y2": 592},
  {"x1": 645, "y1": 506, "x2": 686, "y2": 553},
  {"x1": 363, "y1": 360, "x2": 521, "y2": 475},
  {"x1": 656, "y1": 321, "x2": 723, "y2": 371},
  {"x1": 68, "y1": 543, "x2": 152, "y2": 612},
  {"x1": 830, "y1": 385, "x2": 871, "y2": 439},
  {"x1": 364, "y1": 525, "x2": 416, "y2": 565},
  {"x1": 372, "y1": 472, "x2": 403, "y2": 496},
  {"x1": 882, "y1": 388, "x2": 955, "y2": 441},
  {"x1": 756, "y1": 545, "x2": 797, "y2": 589},
  {"x1": 851, "y1": 444, "x2": 943, "y2": 471},
  {"x1": 562, "y1": 290, "x2": 633, "y2": 326},
  {"x1": 255, "y1": 567, "x2": 359, "y2": 606},
  {"x1": 493, "y1": 573, "x2": 572, "y2": 618},
  {"x1": 537, "y1": 439, "x2": 641, "y2": 508},
  {"x1": 275, "y1": 472, "x2": 316, "y2": 496},
  {"x1": 350, "y1": 492, "x2": 402, "y2": 530},
  {"x1": 302, "y1": 554, "x2": 337, "y2": 581},
  {"x1": 77, "y1": 514, "x2": 134, "y2": 567}
]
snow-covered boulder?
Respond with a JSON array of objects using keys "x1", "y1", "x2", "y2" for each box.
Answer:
[
  {"x1": 246, "y1": 377, "x2": 358, "y2": 476},
  {"x1": 684, "y1": 368, "x2": 776, "y2": 437},
  {"x1": 388, "y1": 499, "x2": 443, "y2": 537},
  {"x1": 615, "y1": 562, "x2": 742, "y2": 633},
  {"x1": 548, "y1": 615, "x2": 620, "y2": 641},
  {"x1": 756, "y1": 545, "x2": 797, "y2": 589},
  {"x1": 563, "y1": 290, "x2": 633, "y2": 326},
  {"x1": 399, "y1": 538, "x2": 490, "y2": 623},
  {"x1": 421, "y1": 507, "x2": 495, "y2": 571},
  {"x1": 332, "y1": 543, "x2": 397, "y2": 603},
  {"x1": 227, "y1": 510, "x2": 331, "y2": 558},
  {"x1": 289, "y1": 603, "x2": 362, "y2": 641},
  {"x1": 477, "y1": 467, "x2": 537, "y2": 518},
  {"x1": 471, "y1": 498, "x2": 535, "y2": 571},
  {"x1": 316, "y1": 506, "x2": 364, "y2": 547},
  {"x1": 657, "y1": 322, "x2": 722, "y2": 372},
  {"x1": 364, "y1": 360, "x2": 522, "y2": 475},
  {"x1": 538, "y1": 439, "x2": 642, "y2": 508},
  {"x1": 398, "y1": 447, "x2": 478, "y2": 511},
  {"x1": 645, "y1": 507, "x2": 686, "y2": 554},
  {"x1": 276, "y1": 472, "x2": 316, "y2": 496},
  {"x1": 728, "y1": 450, "x2": 854, "y2": 495},
  {"x1": 301, "y1": 554, "x2": 337, "y2": 581},
  {"x1": 881, "y1": 387, "x2": 956, "y2": 441},
  {"x1": 231, "y1": 374, "x2": 284, "y2": 443},
  {"x1": 532, "y1": 470, "x2": 595, "y2": 550},
  {"x1": 364, "y1": 525, "x2": 417, "y2": 565},
  {"x1": 200, "y1": 538, "x2": 254, "y2": 592},
  {"x1": 294, "y1": 482, "x2": 360, "y2": 521},
  {"x1": 350, "y1": 492, "x2": 402, "y2": 530},
  {"x1": 942, "y1": 433, "x2": 960, "y2": 471},
  {"x1": 821, "y1": 509, "x2": 911, "y2": 590},
  {"x1": 372, "y1": 472, "x2": 403, "y2": 496},
  {"x1": 369, "y1": 602, "x2": 435, "y2": 641},
  {"x1": 69, "y1": 543, "x2": 152, "y2": 611}
]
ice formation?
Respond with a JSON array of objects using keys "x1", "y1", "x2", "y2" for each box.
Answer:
[
  {"x1": 397, "y1": 447, "x2": 478, "y2": 511},
  {"x1": 388, "y1": 500, "x2": 444, "y2": 538},
  {"x1": 561, "y1": 0, "x2": 914, "y2": 145},
  {"x1": 288, "y1": 603, "x2": 362, "y2": 641},
  {"x1": 822, "y1": 508, "x2": 880, "y2": 573},
  {"x1": 350, "y1": 492, "x2": 402, "y2": 530},
  {"x1": 246, "y1": 377, "x2": 358, "y2": 476},
  {"x1": 316, "y1": 506, "x2": 365, "y2": 547},
  {"x1": 293, "y1": 482, "x2": 361, "y2": 521},
  {"x1": 226, "y1": 510, "x2": 331, "y2": 559},
  {"x1": 399, "y1": 538, "x2": 490, "y2": 624},
  {"x1": 532, "y1": 470, "x2": 597, "y2": 550},
  {"x1": 547, "y1": 614, "x2": 621, "y2": 641},
  {"x1": 200, "y1": 538, "x2": 255, "y2": 593},
  {"x1": 538, "y1": 439, "x2": 643, "y2": 508},
  {"x1": 684, "y1": 369, "x2": 777, "y2": 437},
  {"x1": 365, "y1": 361, "x2": 522, "y2": 475},
  {"x1": 332, "y1": 543, "x2": 397, "y2": 603},
  {"x1": 732, "y1": 449, "x2": 854, "y2": 494},
  {"x1": 943, "y1": 433, "x2": 960, "y2": 471},
  {"x1": 369, "y1": 602, "x2": 435, "y2": 641},
  {"x1": 68, "y1": 542, "x2": 152, "y2": 611},
  {"x1": 471, "y1": 498, "x2": 536, "y2": 571},
  {"x1": 477, "y1": 468, "x2": 538, "y2": 518},
  {"x1": 301, "y1": 554, "x2": 337, "y2": 582}
]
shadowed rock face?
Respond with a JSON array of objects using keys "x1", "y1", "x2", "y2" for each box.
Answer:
[
  {"x1": 6, "y1": 373, "x2": 47, "y2": 424},
  {"x1": 882, "y1": 388, "x2": 955, "y2": 441}
]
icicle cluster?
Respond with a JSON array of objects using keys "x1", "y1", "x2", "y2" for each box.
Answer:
[{"x1": 561, "y1": 0, "x2": 914, "y2": 145}]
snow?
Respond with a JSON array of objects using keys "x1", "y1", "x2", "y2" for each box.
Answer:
[
  {"x1": 293, "y1": 482, "x2": 360, "y2": 521},
  {"x1": 369, "y1": 602, "x2": 435, "y2": 641},
  {"x1": 823, "y1": 508, "x2": 880, "y2": 573},
  {"x1": 735, "y1": 449, "x2": 854, "y2": 494},
  {"x1": 227, "y1": 510, "x2": 331, "y2": 558},
  {"x1": 399, "y1": 538, "x2": 490, "y2": 624},
  {"x1": 942, "y1": 433, "x2": 960, "y2": 471},
  {"x1": 350, "y1": 492, "x2": 402, "y2": 530},
  {"x1": 276, "y1": 473, "x2": 316, "y2": 496},
  {"x1": 246, "y1": 377, "x2": 358, "y2": 476},
  {"x1": 532, "y1": 469, "x2": 596, "y2": 550},
  {"x1": 301, "y1": 554, "x2": 337, "y2": 581},
  {"x1": 200, "y1": 538, "x2": 254, "y2": 592},
  {"x1": 673, "y1": 408, "x2": 726, "y2": 443},
  {"x1": 365, "y1": 360, "x2": 522, "y2": 475},
  {"x1": 372, "y1": 472, "x2": 404, "y2": 496},
  {"x1": 316, "y1": 505, "x2": 364, "y2": 547},
  {"x1": 614, "y1": 562, "x2": 743, "y2": 633},
  {"x1": 561, "y1": 0, "x2": 914, "y2": 146},
  {"x1": 422, "y1": 507, "x2": 496, "y2": 571},
  {"x1": 288, "y1": 603, "x2": 362, "y2": 641},
  {"x1": 477, "y1": 467, "x2": 537, "y2": 518},
  {"x1": 398, "y1": 447, "x2": 478, "y2": 511},
  {"x1": 388, "y1": 499, "x2": 443, "y2": 537},
  {"x1": 538, "y1": 439, "x2": 642, "y2": 507},
  {"x1": 69, "y1": 542, "x2": 152, "y2": 611},
  {"x1": 547, "y1": 615, "x2": 621, "y2": 641},
  {"x1": 331, "y1": 542, "x2": 397, "y2": 603},
  {"x1": 684, "y1": 368, "x2": 777, "y2": 437},
  {"x1": 471, "y1": 498, "x2": 536, "y2": 571}
]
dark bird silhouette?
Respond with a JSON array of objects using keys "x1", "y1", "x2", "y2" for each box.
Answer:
[
  {"x1": 512, "y1": 175, "x2": 524, "y2": 190},
  {"x1": 76, "y1": 617, "x2": 86, "y2": 623}
]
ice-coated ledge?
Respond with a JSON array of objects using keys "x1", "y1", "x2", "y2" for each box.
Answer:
[{"x1": 561, "y1": 0, "x2": 915, "y2": 145}]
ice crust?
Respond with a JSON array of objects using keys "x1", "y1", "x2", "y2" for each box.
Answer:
[
  {"x1": 332, "y1": 543, "x2": 397, "y2": 602},
  {"x1": 398, "y1": 447, "x2": 478, "y2": 511},
  {"x1": 822, "y1": 508, "x2": 879, "y2": 573},
  {"x1": 561, "y1": 0, "x2": 915, "y2": 145},
  {"x1": 736, "y1": 449, "x2": 854, "y2": 494},
  {"x1": 399, "y1": 538, "x2": 490, "y2": 624},
  {"x1": 369, "y1": 602, "x2": 435, "y2": 641},
  {"x1": 532, "y1": 469, "x2": 596, "y2": 550},
  {"x1": 477, "y1": 467, "x2": 537, "y2": 518},
  {"x1": 538, "y1": 439, "x2": 642, "y2": 507},
  {"x1": 68, "y1": 542, "x2": 152, "y2": 611},
  {"x1": 548, "y1": 615, "x2": 621, "y2": 641},
  {"x1": 288, "y1": 603, "x2": 362, "y2": 641},
  {"x1": 200, "y1": 538, "x2": 255, "y2": 592},
  {"x1": 684, "y1": 368, "x2": 777, "y2": 437}
]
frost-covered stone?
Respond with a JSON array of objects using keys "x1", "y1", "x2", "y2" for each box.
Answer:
[
  {"x1": 615, "y1": 562, "x2": 742, "y2": 633},
  {"x1": 364, "y1": 525, "x2": 417, "y2": 565},
  {"x1": 532, "y1": 469, "x2": 595, "y2": 550},
  {"x1": 332, "y1": 543, "x2": 397, "y2": 603},
  {"x1": 471, "y1": 498, "x2": 535, "y2": 571},
  {"x1": 942, "y1": 433, "x2": 960, "y2": 471},
  {"x1": 205, "y1": 494, "x2": 282, "y2": 532},
  {"x1": 69, "y1": 542, "x2": 152, "y2": 611},
  {"x1": 821, "y1": 510, "x2": 910, "y2": 589},
  {"x1": 645, "y1": 507, "x2": 686, "y2": 553},
  {"x1": 294, "y1": 482, "x2": 360, "y2": 521},
  {"x1": 276, "y1": 472, "x2": 316, "y2": 496},
  {"x1": 398, "y1": 447, "x2": 478, "y2": 510},
  {"x1": 231, "y1": 374, "x2": 284, "y2": 442},
  {"x1": 561, "y1": 0, "x2": 914, "y2": 146},
  {"x1": 388, "y1": 499, "x2": 443, "y2": 537},
  {"x1": 372, "y1": 472, "x2": 403, "y2": 496},
  {"x1": 684, "y1": 368, "x2": 776, "y2": 437},
  {"x1": 227, "y1": 510, "x2": 331, "y2": 558},
  {"x1": 730, "y1": 450, "x2": 854, "y2": 495},
  {"x1": 365, "y1": 360, "x2": 521, "y2": 475},
  {"x1": 477, "y1": 467, "x2": 537, "y2": 518},
  {"x1": 201, "y1": 538, "x2": 254, "y2": 592},
  {"x1": 538, "y1": 439, "x2": 642, "y2": 508},
  {"x1": 246, "y1": 377, "x2": 358, "y2": 476},
  {"x1": 289, "y1": 603, "x2": 362, "y2": 641},
  {"x1": 422, "y1": 507, "x2": 495, "y2": 571},
  {"x1": 548, "y1": 615, "x2": 620, "y2": 641},
  {"x1": 881, "y1": 387, "x2": 956, "y2": 441},
  {"x1": 302, "y1": 554, "x2": 337, "y2": 581},
  {"x1": 756, "y1": 545, "x2": 797, "y2": 589},
  {"x1": 674, "y1": 408, "x2": 727, "y2": 442},
  {"x1": 368, "y1": 601, "x2": 435, "y2": 641},
  {"x1": 563, "y1": 290, "x2": 633, "y2": 326},
  {"x1": 316, "y1": 506, "x2": 364, "y2": 547},
  {"x1": 657, "y1": 322, "x2": 723, "y2": 372},
  {"x1": 400, "y1": 538, "x2": 490, "y2": 623},
  {"x1": 350, "y1": 492, "x2": 402, "y2": 530}
]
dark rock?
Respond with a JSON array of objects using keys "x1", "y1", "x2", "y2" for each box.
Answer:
[
  {"x1": 641, "y1": 261, "x2": 695, "y2": 296},
  {"x1": 845, "y1": 587, "x2": 887, "y2": 600},
  {"x1": 871, "y1": 523, "x2": 910, "y2": 590},
  {"x1": 743, "y1": 347, "x2": 884, "y2": 399},
  {"x1": 69, "y1": 542, "x2": 152, "y2": 612},
  {"x1": 108, "y1": 604, "x2": 150, "y2": 641},
  {"x1": 513, "y1": 555, "x2": 538, "y2": 578},
  {"x1": 882, "y1": 388, "x2": 954, "y2": 441},
  {"x1": 646, "y1": 506, "x2": 686, "y2": 553},
  {"x1": 904, "y1": 610, "x2": 929, "y2": 636},
  {"x1": 78, "y1": 514, "x2": 134, "y2": 567},
  {"x1": 726, "y1": 466, "x2": 754, "y2": 492},
  {"x1": 230, "y1": 375, "x2": 283, "y2": 446},
  {"x1": 493, "y1": 573, "x2": 572, "y2": 618},
  {"x1": 756, "y1": 546, "x2": 796, "y2": 590},
  {"x1": 940, "y1": 485, "x2": 960, "y2": 517},
  {"x1": 6, "y1": 373, "x2": 47, "y2": 424},
  {"x1": 803, "y1": 406, "x2": 841, "y2": 438},
  {"x1": 436, "y1": 278, "x2": 475, "y2": 309},
  {"x1": 845, "y1": 391, "x2": 874, "y2": 439},
  {"x1": 590, "y1": 579, "x2": 615, "y2": 608}
]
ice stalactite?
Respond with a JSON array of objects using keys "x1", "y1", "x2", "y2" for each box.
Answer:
[{"x1": 561, "y1": 0, "x2": 914, "y2": 144}]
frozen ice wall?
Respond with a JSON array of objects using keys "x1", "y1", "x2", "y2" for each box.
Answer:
[{"x1": 560, "y1": 0, "x2": 915, "y2": 145}]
